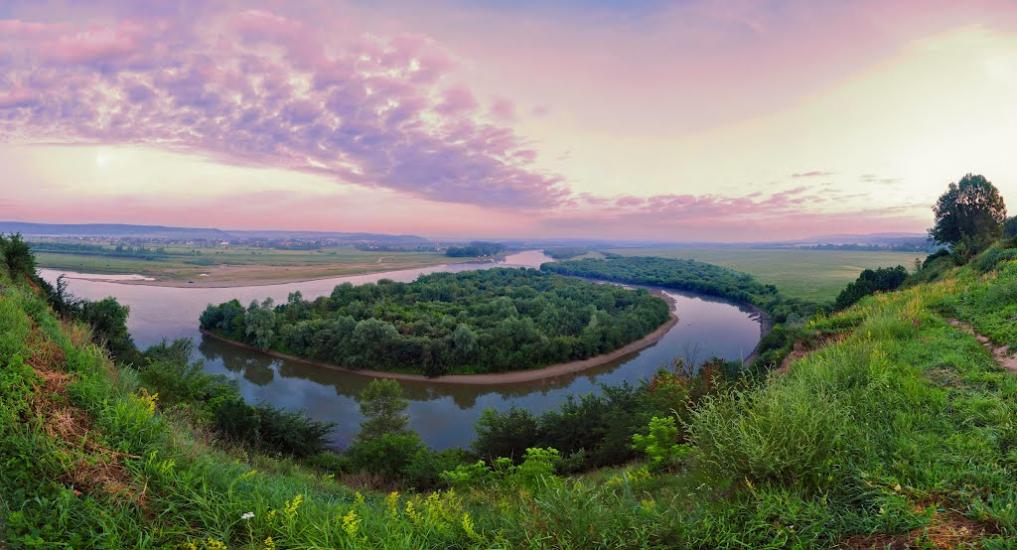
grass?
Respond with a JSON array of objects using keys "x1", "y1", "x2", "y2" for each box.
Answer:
[
  {"x1": 34, "y1": 245, "x2": 450, "y2": 286},
  {"x1": 606, "y1": 247, "x2": 924, "y2": 302},
  {"x1": 5, "y1": 245, "x2": 1017, "y2": 547}
]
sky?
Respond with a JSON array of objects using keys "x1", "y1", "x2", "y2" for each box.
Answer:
[{"x1": 2, "y1": 0, "x2": 1017, "y2": 241}]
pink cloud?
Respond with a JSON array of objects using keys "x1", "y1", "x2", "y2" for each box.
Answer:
[{"x1": 0, "y1": 5, "x2": 565, "y2": 209}]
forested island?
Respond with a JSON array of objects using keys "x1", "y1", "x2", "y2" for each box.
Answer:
[{"x1": 200, "y1": 268, "x2": 670, "y2": 376}]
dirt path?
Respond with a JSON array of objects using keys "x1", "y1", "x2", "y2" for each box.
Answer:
[
  {"x1": 201, "y1": 291, "x2": 679, "y2": 386},
  {"x1": 948, "y1": 319, "x2": 1017, "y2": 373}
]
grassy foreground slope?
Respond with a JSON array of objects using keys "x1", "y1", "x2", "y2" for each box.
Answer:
[{"x1": 4, "y1": 244, "x2": 1017, "y2": 547}]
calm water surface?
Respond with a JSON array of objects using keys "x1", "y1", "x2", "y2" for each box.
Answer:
[{"x1": 41, "y1": 250, "x2": 762, "y2": 449}]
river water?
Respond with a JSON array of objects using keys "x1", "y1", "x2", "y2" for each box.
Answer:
[{"x1": 40, "y1": 250, "x2": 762, "y2": 449}]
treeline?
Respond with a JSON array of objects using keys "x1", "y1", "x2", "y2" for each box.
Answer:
[
  {"x1": 834, "y1": 265, "x2": 909, "y2": 310},
  {"x1": 29, "y1": 240, "x2": 170, "y2": 260},
  {"x1": 542, "y1": 247, "x2": 590, "y2": 260},
  {"x1": 445, "y1": 241, "x2": 506, "y2": 257},
  {"x1": 542, "y1": 256, "x2": 817, "y2": 323},
  {"x1": 542, "y1": 256, "x2": 822, "y2": 369},
  {"x1": 200, "y1": 268, "x2": 670, "y2": 376}
]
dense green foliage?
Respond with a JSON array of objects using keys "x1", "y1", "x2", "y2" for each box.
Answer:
[
  {"x1": 833, "y1": 265, "x2": 909, "y2": 310},
  {"x1": 201, "y1": 268, "x2": 670, "y2": 376},
  {"x1": 930, "y1": 173, "x2": 1007, "y2": 256},
  {"x1": 1004, "y1": 215, "x2": 1017, "y2": 239},
  {"x1": 471, "y1": 361, "x2": 738, "y2": 471},
  {"x1": 0, "y1": 233, "x2": 35, "y2": 281},
  {"x1": 542, "y1": 246, "x2": 591, "y2": 259},
  {"x1": 542, "y1": 256, "x2": 822, "y2": 370},
  {"x1": 445, "y1": 241, "x2": 506, "y2": 257},
  {"x1": 542, "y1": 256, "x2": 817, "y2": 322}
]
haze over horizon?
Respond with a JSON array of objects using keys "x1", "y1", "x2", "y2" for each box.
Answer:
[{"x1": 3, "y1": 0, "x2": 1016, "y2": 241}]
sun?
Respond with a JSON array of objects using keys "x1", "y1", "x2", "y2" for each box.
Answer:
[{"x1": 95, "y1": 150, "x2": 112, "y2": 168}]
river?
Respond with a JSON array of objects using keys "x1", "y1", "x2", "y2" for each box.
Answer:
[{"x1": 39, "y1": 250, "x2": 763, "y2": 450}]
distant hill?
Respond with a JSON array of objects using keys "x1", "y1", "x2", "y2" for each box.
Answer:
[{"x1": 0, "y1": 221, "x2": 429, "y2": 244}]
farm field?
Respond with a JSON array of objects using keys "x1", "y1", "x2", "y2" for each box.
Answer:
[
  {"x1": 606, "y1": 247, "x2": 925, "y2": 302},
  {"x1": 34, "y1": 245, "x2": 451, "y2": 287}
]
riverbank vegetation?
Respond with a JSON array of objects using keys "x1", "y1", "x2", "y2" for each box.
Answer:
[
  {"x1": 602, "y1": 247, "x2": 925, "y2": 302},
  {"x1": 200, "y1": 268, "x2": 670, "y2": 376},
  {"x1": 444, "y1": 241, "x2": 506, "y2": 258},
  {"x1": 542, "y1": 255, "x2": 820, "y2": 368}
]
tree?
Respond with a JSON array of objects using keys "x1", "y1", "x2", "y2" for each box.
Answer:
[
  {"x1": 1004, "y1": 216, "x2": 1017, "y2": 239},
  {"x1": 356, "y1": 379, "x2": 409, "y2": 441},
  {"x1": 80, "y1": 297, "x2": 139, "y2": 364},
  {"x1": 930, "y1": 174, "x2": 1007, "y2": 255},
  {"x1": 0, "y1": 233, "x2": 36, "y2": 280},
  {"x1": 244, "y1": 299, "x2": 276, "y2": 349},
  {"x1": 834, "y1": 265, "x2": 909, "y2": 310}
]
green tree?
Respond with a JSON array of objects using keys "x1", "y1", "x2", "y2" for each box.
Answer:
[
  {"x1": 244, "y1": 299, "x2": 276, "y2": 350},
  {"x1": 930, "y1": 174, "x2": 1007, "y2": 255},
  {"x1": 357, "y1": 379, "x2": 409, "y2": 441},
  {"x1": 80, "y1": 297, "x2": 138, "y2": 364},
  {"x1": 0, "y1": 233, "x2": 36, "y2": 280}
]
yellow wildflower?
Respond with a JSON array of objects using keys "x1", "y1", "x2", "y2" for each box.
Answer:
[
  {"x1": 341, "y1": 509, "x2": 360, "y2": 538},
  {"x1": 284, "y1": 494, "x2": 304, "y2": 520},
  {"x1": 263, "y1": 536, "x2": 276, "y2": 550},
  {"x1": 385, "y1": 491, "x2": 400, "y2": 517}
]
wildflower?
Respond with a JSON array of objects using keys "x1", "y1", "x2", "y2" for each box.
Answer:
[
  {"x1": 405, "y1": 500, "x2": 423, "y2": 524},
  {"x1": 354, "y1": 491, "x2": 365, "y2": 506},
  {"x1": 385, "y1": 491, "x2": 400, "y2": 517},
  {"x1": 267, "y1": 509, "x2": 277, "y2": 521},
  {"x1": 284, "y1": 494, "x2": 304, "y2": 520},
  {"x1": 204, "y1": 538, "x2": 227, "y2": 550},
  {"x1": 241, "y1": 511, "x2": 255, "y2": 521},
  {"x1": 462, "y1": 512, "x2": 480, "y2": 540},
  {"x1": 341, "y1": 509, "x2": 360, "y2": 538},
  {"x1": 263, "y1": 536, "x2": 276, "y2": 550}
]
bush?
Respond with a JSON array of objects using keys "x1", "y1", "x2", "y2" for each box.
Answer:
[
  {"x1": 834, "y1": 266, "x2": 908, "y2": 310},
  {"x1": 689, "y1": 381, "x2": 856, "y2": 492},
  {"x1": 255, "y1": 404, "x2": 334, "y2": 458},
  {"x1": 631, "y1": 416, "x2": 689, "y2": 471},
  {"x1": 79, "y1": 297, "x2": 139, "y2": 364},
  {"x1": 473, "y1": 407, "x2": 541, "y2": 461},
  {"x1": 346, "y1": 432, "x2": 425, "y2": 479},
  {"x1": 0, "y1": 233, "x2": 36, "y2": 280},
  {"x1": 402, "y1": 448, "x2": 473, "y2": 490}
]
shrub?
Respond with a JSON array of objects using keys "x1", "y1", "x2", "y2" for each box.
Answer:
[
  {"x1": 346, "y1": 431, "x2": 424, "y2": 479},
  {"x1": 689, "y1": 382, "x2": 856, "y2": 492},
  {"x1": 472, "y1": 407, "x2": 541, "y2": 461},
  {"x1": 834, "y1": 265, "x2": 908, "y2": 310},
  {"x1": 255, "y1": 404, "x2": 334, "y2": 458},
  {"x1": 402, "y1": 448, "x2": 473, "y2": 491},
  {"x1": 0, "y1": 233, "x2": 36, "y2": 281},
  {"x1": 632, "y1": 416, "x2": 689, "y2": 471}
]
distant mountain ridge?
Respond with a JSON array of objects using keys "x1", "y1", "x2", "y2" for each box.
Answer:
[{"x1": 0, "y1": 221, "x2": 428, "y2": 244}]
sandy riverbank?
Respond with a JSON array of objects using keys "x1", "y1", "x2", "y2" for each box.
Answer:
[{"x1": 200, "y1": 291, "x2": 679, "y2": 385}]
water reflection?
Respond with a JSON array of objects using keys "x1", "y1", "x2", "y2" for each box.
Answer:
[{"x1": 41, "y1": 250, "x2": 762, "y2": 449}]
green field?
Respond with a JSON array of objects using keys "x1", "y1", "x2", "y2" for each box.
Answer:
[
  {"x1": 34, "y1": 245, "x2": 451, "y2": 286},
  {"x1": 606, "y1": 248, "x2": 925, "y2": 302}
]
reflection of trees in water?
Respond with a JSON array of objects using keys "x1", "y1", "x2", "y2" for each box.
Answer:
[{"x1": 198, "y1": 335, "x2": 275, "y2": 386}]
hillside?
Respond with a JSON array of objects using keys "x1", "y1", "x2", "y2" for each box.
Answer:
[{"x1": 4, "y1": 241, "x2": 1017, "y2": 547}]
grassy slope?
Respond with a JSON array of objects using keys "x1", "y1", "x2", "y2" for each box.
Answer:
[
  {"x1": 4, "y1": 248, "x2": 1017, "y2": 548},
  {"x1": 35, "y1": 246, "x2": 450, "y2": 285},
  {"x1": 607, "y1": 248, "x2": 924, "y2": 302}
]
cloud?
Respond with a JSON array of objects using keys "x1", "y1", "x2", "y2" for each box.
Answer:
[
  {"x1": 544, "y1": 186, "x2": 927, "y2": 241},
  {"x1": 791, "y1": 170, "x2": 833, "y2": 178},
  {"x1": 0, "y1": 5, "x2": 565, "y2": 209}
]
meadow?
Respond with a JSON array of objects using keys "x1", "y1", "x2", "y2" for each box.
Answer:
[
  {"x1": 606, "y1": 247, "x2": 925, "y2": 302},
  {"x1": 33, "y1": 245, "x2": 450, "y2": 286}
]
